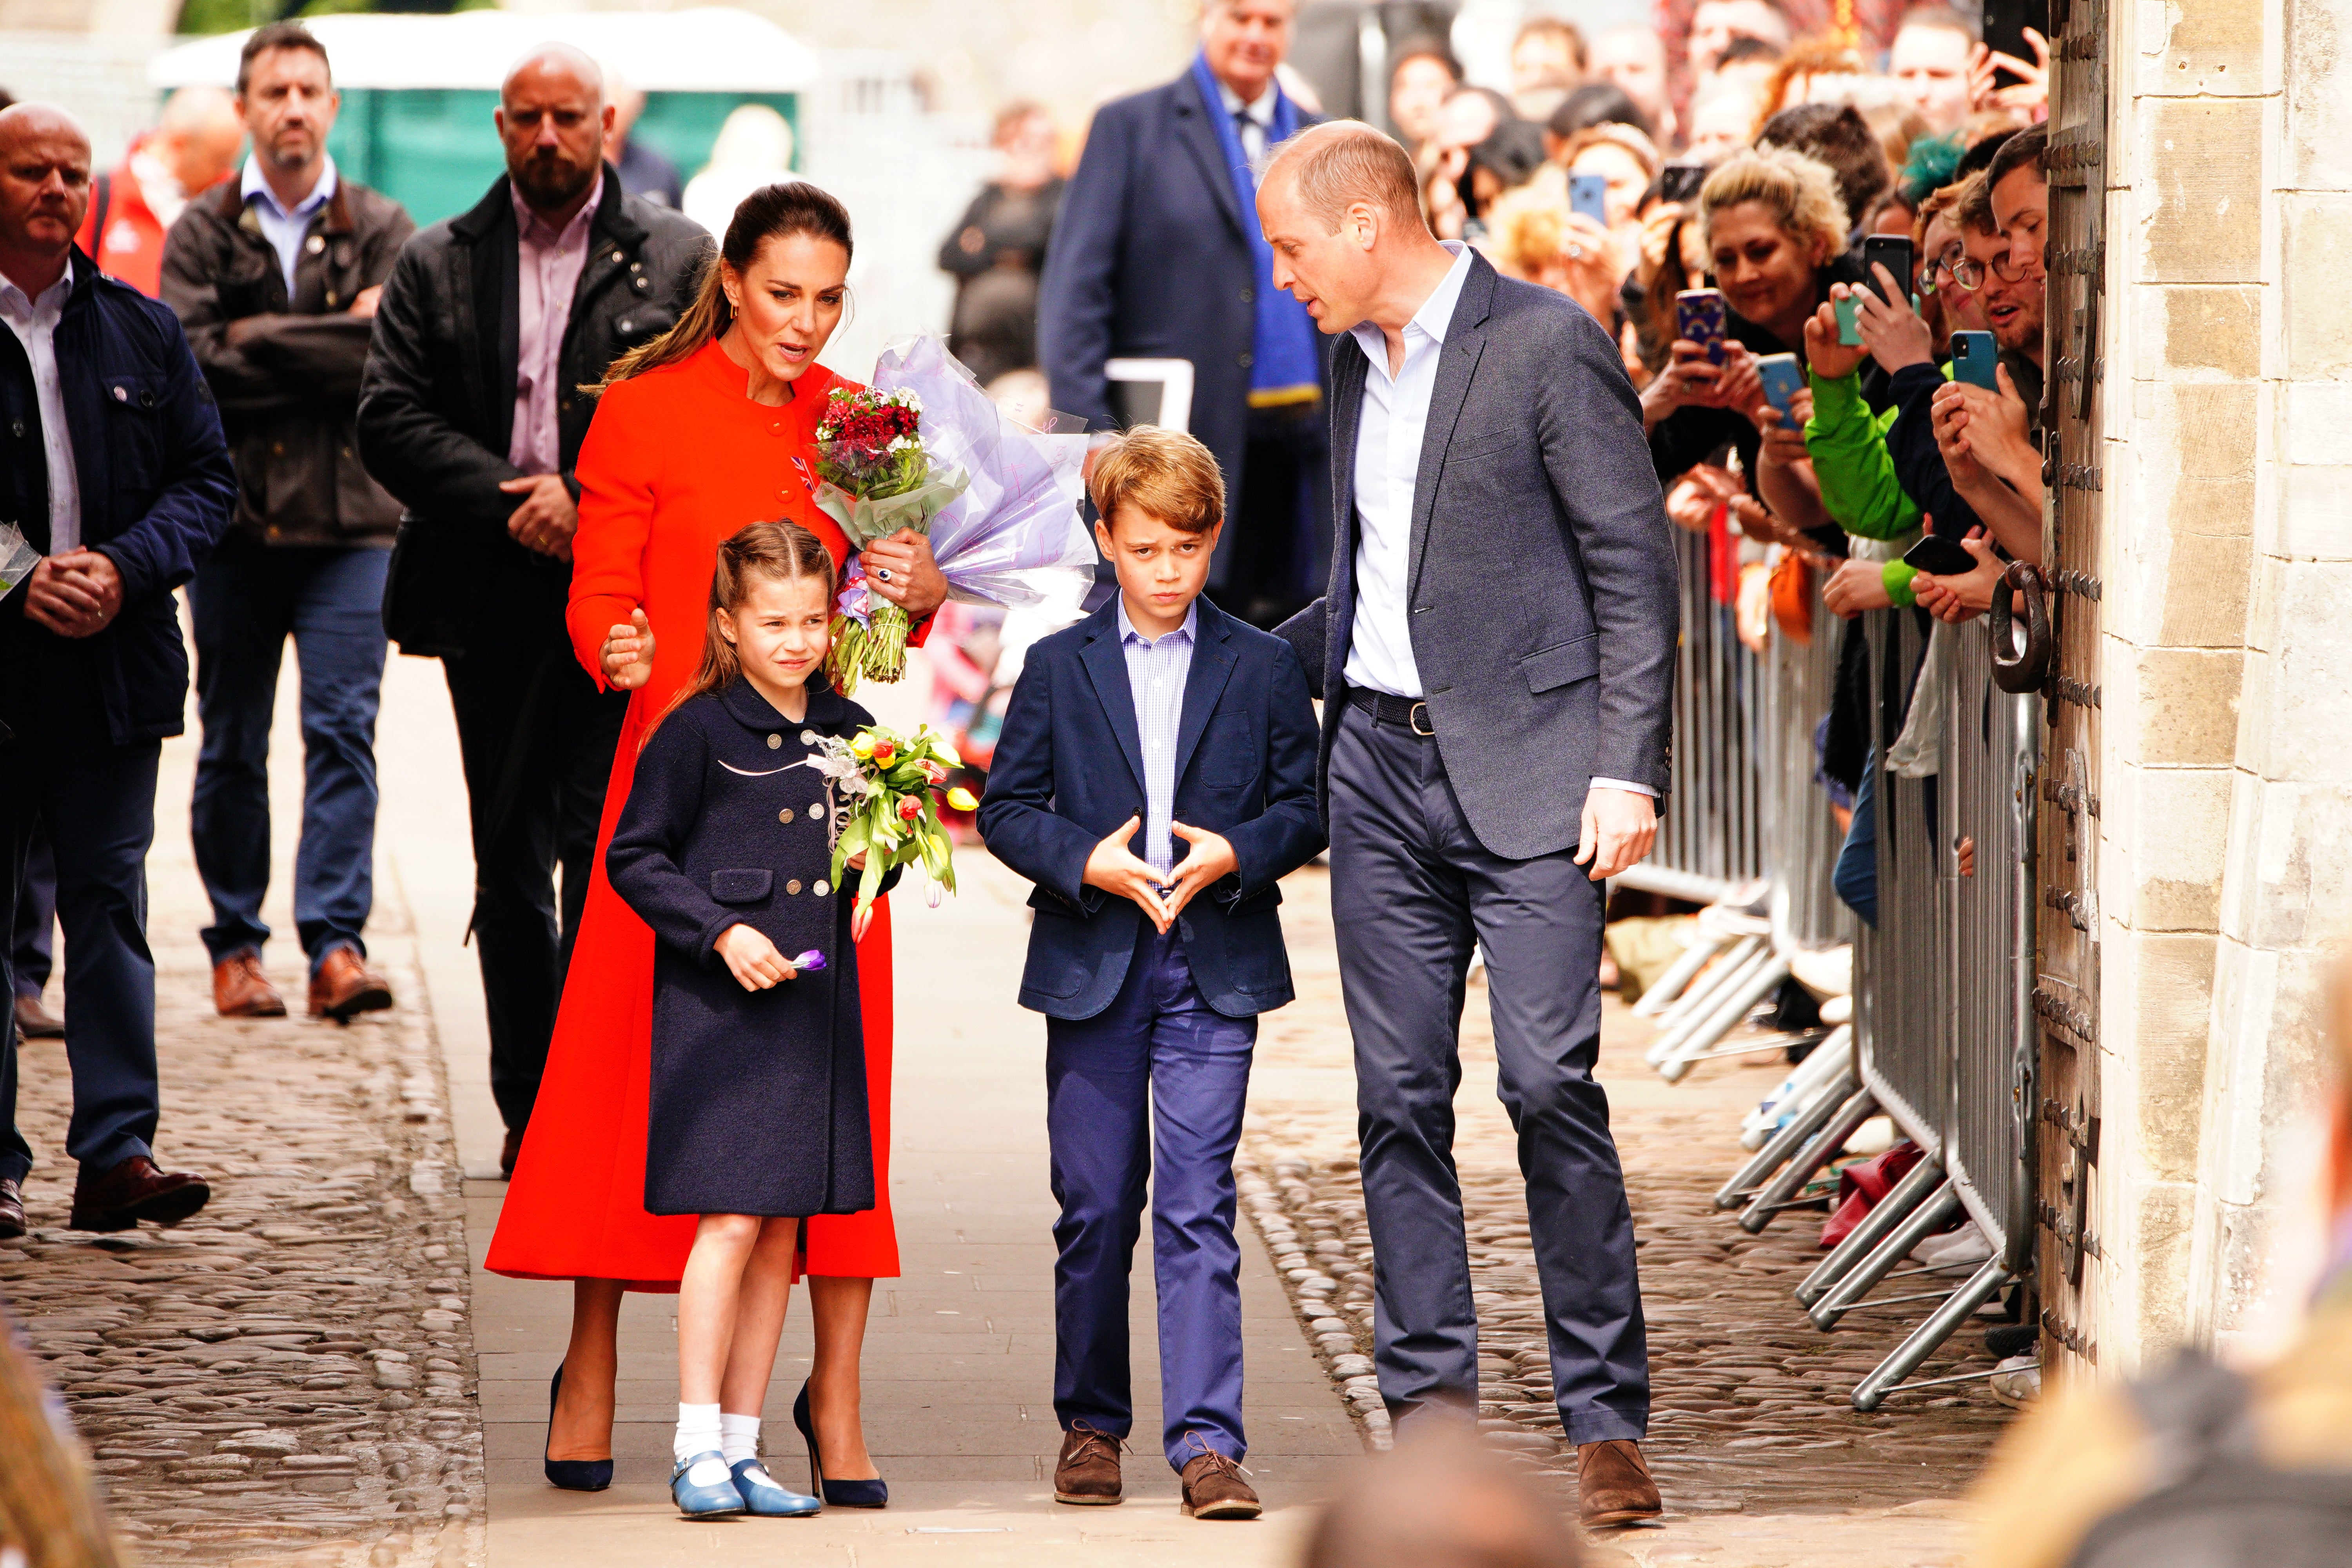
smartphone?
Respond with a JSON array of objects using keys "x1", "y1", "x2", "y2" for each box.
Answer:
[
  {"x1": 1860, "y1": 235, "x2": 1915, "y2": 309},
  {"x1": 1903, "y1": 534, "x2": 1980, "y2": 577},
  {"x1": 1834, "y1": 294, "x2": 1864, "y2": 346},
  {"x1": 1755, "y1": 353, "x2": 1806, "y2": 421},
  {"x1": 1568, "y1": 173, "x2": 1609, "y2": 226},
  {"x1": 1675, "y1": 288, "x2": 1730, "y2": 366},
  {"x1": 1659, "y1": 161, "x2": 1707, "y2": 204},
  {"x1": 1950, "y1": 330, "x2": 2000, "y2": 390}
]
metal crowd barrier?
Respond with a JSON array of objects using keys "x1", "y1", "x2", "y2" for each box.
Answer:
[{"x1": 1634, "y1": 559, "x2": 2040, "y2": 1412}]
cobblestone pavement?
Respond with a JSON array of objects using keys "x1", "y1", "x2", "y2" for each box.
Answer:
[
  {"x1": 1239, "y1": 866, "x2": 2010, "y2": 1567},
  {"x1": 2, "y1": 736, "x2": 485, "y2": 1568}
]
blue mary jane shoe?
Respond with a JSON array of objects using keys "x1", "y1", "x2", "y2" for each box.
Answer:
[
  {"x1": 670, "y1": 1451, "x2": 746, "y2": 1517},
  {"x1": 729, "y1": 1458, "x2": 822, "y2": 1517}
]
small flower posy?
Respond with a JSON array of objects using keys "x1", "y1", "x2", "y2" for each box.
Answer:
[{"x1": 794, "y1": 723, "x2": 978, "y2": 915}]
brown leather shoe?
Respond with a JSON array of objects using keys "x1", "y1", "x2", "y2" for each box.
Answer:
[
  {"x1": 1178, "y1": 1442, "x2": 1261, "y2": 1520},
  {"x1": 13, "y1": 993, "x2": 64, "y2": 1040},
  {"x1": 1053, "y1": 1422, "x2": 1124, "y2": 1506},
  {"x1": 0, "y1": 1177, "x2": 25, "y2": 1240},
  {"x1": 1577, "y1": 1439, "x2": 1662, "y2": 1527},
  {"x1": 308, "y1": 947, "x2": 392, "y2": 1022},
  {"x1": 68, "y1": 1155, "x2": 210, "y2": 1232},
  {"x1": 213, "y1": 951, "x2": 286, "y2": 1018}
]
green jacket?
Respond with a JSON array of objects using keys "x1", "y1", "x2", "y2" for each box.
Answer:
[{"x1": 1805, "y1": 366, "x2": 1950, "y2": 608}]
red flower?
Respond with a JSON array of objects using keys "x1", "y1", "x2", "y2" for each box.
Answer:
[
  {"x1": 872, "y1": 742, "x2": 897, "y2": 765},
  {"x1": 897, "y1": 796, "x2": 923, "y2": 822}
]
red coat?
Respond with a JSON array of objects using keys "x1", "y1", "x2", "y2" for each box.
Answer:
[
  {"x1": 74, "y1": 153, "x2": 170, "y2": 299},
  {"x1": 487, "y1": 338, "x2": 907, "y2": 1285}
]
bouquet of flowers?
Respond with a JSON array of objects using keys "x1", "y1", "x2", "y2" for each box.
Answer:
[
  {"x1": 814, "y1": 335, "x2": 1094, "y2": 694},
  {"x1": 797, "y1": 722, "x2": 978, "y2": 915}
]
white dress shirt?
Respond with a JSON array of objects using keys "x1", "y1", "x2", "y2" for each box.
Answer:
[
  {"x1": 0, "y1": 256, "x2": 82, "y2": 554},
  {"x1": 1215, "y1": 78, "x2": 1280, "y2": 183},
  {"x1": 242, "y1": 154, "x2": 338, "y2": 297},
  {"x1": 1342, "y1": 242, "x2": 1655, "y2": 799}
]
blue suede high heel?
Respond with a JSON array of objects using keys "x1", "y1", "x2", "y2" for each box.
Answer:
[
  {"x1": 544, "y1": 1364, "x2": 613, "y2": 1492},
  {"x1": 793, "y1": 1379, "x2": 888, "y2": 1508}
]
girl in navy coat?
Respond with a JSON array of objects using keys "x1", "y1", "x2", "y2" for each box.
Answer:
[{"x1": 606, "y1": 521, "x2": 894, "y2": 1519}]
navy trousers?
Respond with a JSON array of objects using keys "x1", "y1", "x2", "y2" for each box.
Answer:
[
  {"x1": 0, "y1": 647, "x2": 163, "y2": 1184},
  {"x1": 1326, "y1": 701, "x2": 1649, "y2": 1446},
  {"x1": 11, "y1": 820, "x2": 55, "y2": 999},
  {"x1": 1045, "y1": 922, "x2": 1256, "y2": 1469},
  {"x1": 189, "y1": 542, "x2": 390, "y2": 974}
]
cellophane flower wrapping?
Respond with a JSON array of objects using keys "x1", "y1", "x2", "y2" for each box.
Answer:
[
  {"x1": 821, "y1": 336, "x2": 1093, "y2": 691},
  {"x1": 797, "y1": 722, "x2": 980, "y2": 914}
]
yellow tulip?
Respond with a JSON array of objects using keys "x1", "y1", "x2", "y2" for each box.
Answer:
[
  {"x1": 849, "y1": 732, "x2": 876, "y2": 759},
  {"x1": 945, "y1": 786, "x2": 979, "y2": 812}
]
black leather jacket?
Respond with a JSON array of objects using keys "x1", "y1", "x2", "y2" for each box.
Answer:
[{"x1": 356, "y1": 167, "x2": 710, "y2": 657}]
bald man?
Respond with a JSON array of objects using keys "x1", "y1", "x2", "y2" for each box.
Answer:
[
  {"x1": 0, "y1": 102, "x2": 237, "y2": 1239},
  {"x1": 358, "y1": 43, "x2": 708, "y2": 1172},
  {"x1": 1259, "y1": 123, "x2": 1677, "y2": 1528},
  {"x1": 73, "y1": 85, "x2": 242, "y2": 299}
]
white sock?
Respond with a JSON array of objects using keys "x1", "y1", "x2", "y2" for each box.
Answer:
[
  {"x1": 675, "y1": 1402, "x2": 722, "y2": 1470},
  {"x1": 720, "y1": 1412, "x2": 762, "y2": 1467}
]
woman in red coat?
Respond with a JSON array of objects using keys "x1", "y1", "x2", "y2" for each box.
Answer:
[{"x1": 485, "y1": 182, "x2": 946, "y2": 1503}]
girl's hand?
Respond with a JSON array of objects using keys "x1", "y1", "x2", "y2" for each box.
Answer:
[
  {"x1": 862, "y1": 528, "x2": 949, "y2": 621},
  {"x1": 715, "y1": 923, "x2": 795, "y2": 991},
  {"x1": 601, "y1": 608, "x2": 654, "y2": 690}
]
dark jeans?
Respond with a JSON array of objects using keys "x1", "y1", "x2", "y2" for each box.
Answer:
[
  {"x1": 1326, "y1": 701, "x2": 1649, "y2": 1446},
  {"x1": 1214, "y1": 399, "x2": 1330, "y2": 629},
  {"x1": 442, "y1": 632, "x2": 629, "y2": 1135},
  {"x1": 1, "y1": 646, "x2": 162, "y2": 1184},
  {"x1": 189, "y1": 543, "x2": 391, "y2": 973},
  {"x1": 1833, "y1": 746, "x2": 1879, "y2": 927},
  {"x1": 11, "y1": 820, "x2": 54, "y2": 999},
  {"x1": 1045, "y1": 922, "x2": 1256, "y2": 1469}
]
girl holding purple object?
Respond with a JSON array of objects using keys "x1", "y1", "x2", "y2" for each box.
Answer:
[{"x1": 605, "y1": 521, "x2": 894, "y2": 1518}]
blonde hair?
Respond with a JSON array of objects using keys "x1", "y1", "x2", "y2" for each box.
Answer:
[
  {"x1": 1088, "y1": 426, "x2": 1226, "y2": 535},
  {"x1": 653, "y1": 521, "x2": 839, "y2": 734},
  {"x1": 1486, "y1": 166, "x2": 1579, "y2": 279},
  {"x1": 1698, "y1": 145, "x2": 1849, "y2": 261}
]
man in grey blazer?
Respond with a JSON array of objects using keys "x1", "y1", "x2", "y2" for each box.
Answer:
[{"x1": 1259, "y1": 123, "x2": 1679, "y2": 1527}]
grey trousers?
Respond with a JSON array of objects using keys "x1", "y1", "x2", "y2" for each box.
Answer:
[{"x1": 1327, "y1": 700, "x2": 1649, "y2": 1445}]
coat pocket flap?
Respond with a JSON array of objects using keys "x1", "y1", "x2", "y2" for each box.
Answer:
[
  {"x1": 1519, "y1": 635, "x2": 1600, "y2": 694},
  {"x1": 711, "y1": 869, "x2": 773, "y2": 904}
]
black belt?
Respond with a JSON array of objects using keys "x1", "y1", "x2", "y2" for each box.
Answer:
[{"x1": 1348, "y1": 687, "x2": 1435, "y2": 736}]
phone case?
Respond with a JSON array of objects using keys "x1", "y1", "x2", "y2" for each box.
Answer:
[
  {"x1": 1834, "y1": 295, "x2": 1863, "y2": 346},
  {"x1": 1570, "y1": 174, "x2": 1608, "y2": 225},
  {"x1": 1951, "y1": 332, "x2": 2000, "y2": 390},
  {"x1": 1756, "y1": 355, "x2": 1805, "y2": 416},
  {"x1": 1676, "y1": 289, "x2": 1729, "y2": 365}
]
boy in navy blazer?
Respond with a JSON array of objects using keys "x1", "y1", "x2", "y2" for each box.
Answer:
[{"x1": 979, "y1": 427, "x2": 1323, "y2": 1520}]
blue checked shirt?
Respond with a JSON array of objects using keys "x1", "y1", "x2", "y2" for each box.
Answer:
[{"x1": 1116, "y1": 598, "x2": 1198, "y2": 877}]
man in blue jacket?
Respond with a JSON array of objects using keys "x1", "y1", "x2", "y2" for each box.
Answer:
[
  {"x1": 979, "y1": 427, "x2": 1323, "y2": 1522},
  {"x1": 1036, "y1": 0, "x2": 1329, "y2": 628},
  {"x1": 0, "y1": 103, "x2": 238, "y2": 1241}
]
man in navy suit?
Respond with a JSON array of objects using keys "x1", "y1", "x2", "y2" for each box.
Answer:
[
  {"x1": 1036, "y1": 0, "x2": 1330, "y2": 628},
  {"x1": 979, "y1": 427, "x2": 1323, "y2": 1522}
]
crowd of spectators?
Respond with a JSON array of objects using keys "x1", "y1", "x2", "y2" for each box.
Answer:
[{"x1": 1365, "y1": 2, "x2": 2051, "y2": 924}]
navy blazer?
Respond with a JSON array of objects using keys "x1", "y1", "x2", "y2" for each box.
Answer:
[
  {"x1": 978, "y1": 597, "x2": 1325, "y2": 1022},
  {"x1": 0, "y1": 250, "x2": 236, "y2": 745},
  {"x1": 1035, "y1": 74, "x2": 1327, "y2": 537}
]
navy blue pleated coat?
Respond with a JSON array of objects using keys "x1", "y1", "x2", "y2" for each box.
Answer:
[{"x1": 607, "y1": 677, "x2": 895, "y2": 1218}]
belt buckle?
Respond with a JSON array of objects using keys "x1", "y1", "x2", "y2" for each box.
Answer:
[{"x1": 1408, "y1": 701, "x2": 1434, "y2": 737}]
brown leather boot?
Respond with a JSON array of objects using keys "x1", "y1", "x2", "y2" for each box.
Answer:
[
  {"x1": 309, "y1": 947, "x2": 392, "y2": 1022},
  {"x1": 1178, "y1": 1444, "x2": 1261, "y2": 1520},
  {"x1": 13, "y1": 992, "x2": 64, "y2": 1039},
  {"x1": 0, "y1": 1176, "x2": 25, "y2": 1240},
  {"x1": 68, "y1": 1155, "x2": 211, "y2": 1232},
  {"x1": 213, "y1": 951, "x2": 286, "y2": 1018},
  {"x1": 1053, "y1": 1422, "x2": 1124, "y2": 1506},
  {"x1": 1577, "y1": 1439, "x2": 1662, "y2": 1527}
]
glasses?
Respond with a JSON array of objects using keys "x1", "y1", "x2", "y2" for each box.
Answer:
[{"x1": 1948, "y1": 250, "x2": 2033, "y2": 291}]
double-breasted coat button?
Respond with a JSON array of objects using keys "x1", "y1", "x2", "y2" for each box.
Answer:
[
  {"x1": 768, "y1": 733, "x2": 782, "y2": 749},
  {"x1": 779, "y1": 808, "x2": 794, "y2": 824},
  {"x1": 786, "y1": 879, "x2": 802, "y2": 895}
]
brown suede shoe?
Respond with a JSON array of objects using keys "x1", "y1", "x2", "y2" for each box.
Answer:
[
  {"x1": 309, "y1": 948, "x2": 392, "y2": 1022},
  {"x1": 14, "y1": 992, "x2": 64, "y2": 1040},
  {"x1": 213, "y1": 951, "x2": 286, "y2": 1018},
  {"x1": 1053, "y1": 1422, "x2": 1124, "y2": 1506},
  {"x1": 1577, "y1": 1439, "x2": 1662, "y2": 1527},
  {"x1": 0, "y1": 1177, "x2": 25, "y2": 1240},
  {"x1": 1178, "y1": 1445, "x2": 1261, "y2": 1521},
  {"x1": 68, "y1": 1155, "x2": 210, "y2": 1232}
]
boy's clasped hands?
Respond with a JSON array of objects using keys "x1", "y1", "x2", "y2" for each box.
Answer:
[{"x1": 1083, "y1": 814, "x2": 1238, "y2": 935}]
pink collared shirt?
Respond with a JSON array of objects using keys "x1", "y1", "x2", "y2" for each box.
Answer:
[{"x1": 509, "y1": 173, "x2": 603, "y2": 475}]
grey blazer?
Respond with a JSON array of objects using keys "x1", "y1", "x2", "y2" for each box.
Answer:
[{"x1": 1276, "y1": 250, "x2": 1680, "y2": 862}]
